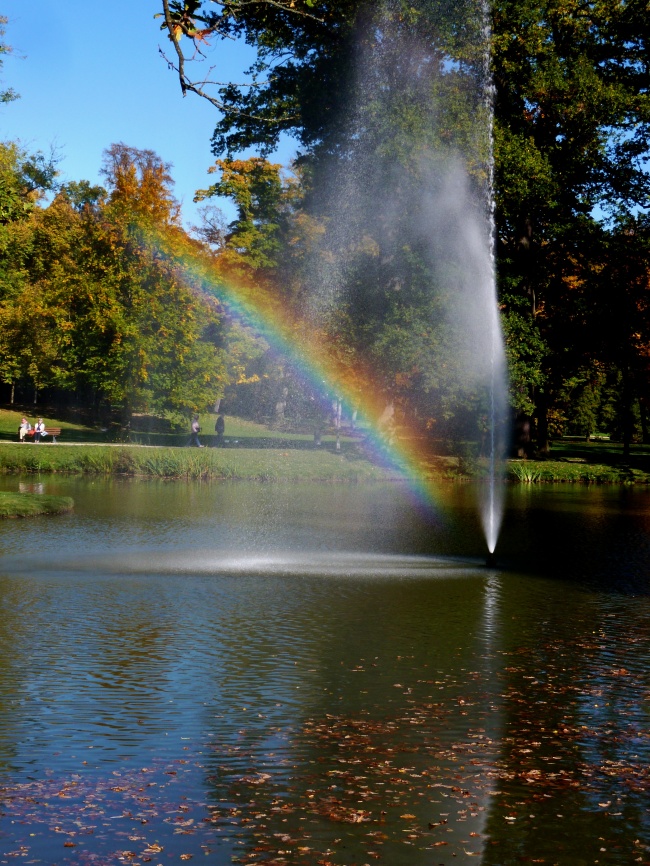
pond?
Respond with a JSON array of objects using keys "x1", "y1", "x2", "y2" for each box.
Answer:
[{"x1": 0, "y1": 477, "x2": 649, "y2": 865}]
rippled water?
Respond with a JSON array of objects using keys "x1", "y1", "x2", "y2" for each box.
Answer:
[{"x1": 0, "y1": 478, "x2": 649, "y2": 865}]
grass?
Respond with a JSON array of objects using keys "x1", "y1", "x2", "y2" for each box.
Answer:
[
  {"x1": 505, "y1": 460, "x2": 638, "y2": 484},
  {"x1": 0, "y1": 408, "x2": 94, "y2": 443},
  {"x1": 0, "y1": 441, "x2": 400, "y2": 482},
  {"x1": 0, "y1": 408, "x2": 358, "y2": 449},
  {"x1": 506, "y1": 438, "x2": 650, "y2": 484},
  {"x1": 3, "y1": 407, "x2": 650, "y2": 485},
  {"x1": 0, "y1": 491, "x2": 74, "y2": 518}
]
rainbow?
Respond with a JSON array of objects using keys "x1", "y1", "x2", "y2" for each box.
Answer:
[{"x1": 149, "y1": 226, "x2": 444, "y2": 513}]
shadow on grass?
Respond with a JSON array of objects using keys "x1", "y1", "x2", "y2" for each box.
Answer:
[
  {"x1": 0, "y1": 430, "x2": 364, "y2": 454},
  {"x1": 549, "y1": 440, "x2": 650, "y2": 472}
]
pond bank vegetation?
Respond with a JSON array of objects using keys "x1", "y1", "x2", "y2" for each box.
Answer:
[
  {"x1": 0, "y1": 491, "x2": 74, "y2": 518},
  {"x1": 0, "y1": 442, "x2": 399, "y2": 482},
  {"x1": 2, "y1": 410, "x2": 650, "y2": 484},
  {"x1": 1, "y1": 439, "x2": 649, "y2": 485}
]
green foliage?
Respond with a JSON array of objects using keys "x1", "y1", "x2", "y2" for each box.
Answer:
[
  {"x1": 196, "y1": 158, "x2": 289, "y2": 269},
  {"x1": 502, "y1": 305, "x2": 547, "y2": 415},
  {"x1": 0, "y1": 144, "x2": 228, "y2": 420},
  {"x1": 177, "y1": 0, "x2": 650, "y2": 453},
  {"x1": 0, "y1": 16, "x2": 18, "y2": 106},
  {"x1": 493, "y1": 0, "x2": 650, "y2": 443},
  {"x1": 0, "y1": 141, "x2": 58, "y2": 225}
]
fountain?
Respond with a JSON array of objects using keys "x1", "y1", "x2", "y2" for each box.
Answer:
[
  {"x1": 2, "y1": 7, "x2": 650, "y2": 866},
  {"x1": 300, "y1": 3, "x2": 509, "y2": 559}
]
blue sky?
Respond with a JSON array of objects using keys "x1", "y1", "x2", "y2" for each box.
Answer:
[{"x1": 0, "y1": 0, "x2": 294, "y2": 226}]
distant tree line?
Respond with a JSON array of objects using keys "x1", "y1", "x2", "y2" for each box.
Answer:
[
  {"x1": 1, "y1": 2, "x2": 649, "y2": 452},
  {"x1": 0, "y1": 138, "x2": 230, "y2": 426},
  {"x1": 157, "y1": 0, "x2": 650, "y2": 453}
]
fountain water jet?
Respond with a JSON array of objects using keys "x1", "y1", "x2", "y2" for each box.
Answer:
[
  {"x1": 304, "y1": 2, "x2": 509, "y2": 557},
  {"x1": 479, "y1": 0, "x2": 509, "y2": 560}
]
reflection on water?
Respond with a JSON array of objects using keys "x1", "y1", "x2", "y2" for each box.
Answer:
[{"x1": 0, "y1": 479, "x2": 649, "y2": 864}]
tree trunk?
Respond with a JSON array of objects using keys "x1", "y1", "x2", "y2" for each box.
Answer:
[
  {"x1": 639, "y1": 398, "x2": 649, "y2": 445},
  {"x1": 10, "y1": 383, "x2": 14, "y2": 405},
  {"x1": 275, "y1": 386, "x2": 288, "y2": 425},
  {"x1": 535, "y1": 392, "x2": 550, "y2": 455},
  {"x1": 334, "y1": 397, "x2": 342, "y2": 452},
  {"x1": 621, "y1": 374, "x2": 634, "y2": 460},
  {"x1": 378, "y1": 403, "x2": 396, "y2": 445},
  {"x1": 121, "y1": 404, "x2": 133, "y2": 438},
  {"x1": 513, "y1": 412, "x2": 532, "y2": 458}
]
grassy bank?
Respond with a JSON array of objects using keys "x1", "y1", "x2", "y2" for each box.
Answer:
[
  {"x1": 2, "y1": 441, "x2": 650, "y2": 485},
  {"x1": 0, "y1": 408, "x2": 359, "y2": 449},
  {"x1": 0, "y1": 491, "x2": 74, "y2": 518},
  {"x1": 3, "y1": 408, "x2": 650, "y2": 485},
  {"x1": 506, "y1": 459, "x2": 650, "y2": 484},
  {"x1": 0, "y1": 442, "x2": 399, "y2": 482},
  {"x1": 505, "y1": 439, "x2": 650, "y2": 484}
]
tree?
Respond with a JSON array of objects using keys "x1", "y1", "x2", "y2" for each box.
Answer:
[
  {"x1": 164, "y1": 1, "x2": 496, "y2": 432},
  {"x1": 160, "y1": 0, "x2": 650, "y2": 450},
  {"x1": 157, "y1": 0, "x2": 354, "y2": 155},
  {"x1": 492, "y1": 0, "x2": 650, "y2": 448},
  {"x1": 0, "y1": 16, "x2": 19, "y2": 106},
  {"x1": 0, "y1": 145, "x2": 229, "y2": 419},
  {"x1": 158, "y1": 0, "x2": 487, "y2": 158},
  {"x1": 0, "y1": 141, "x2": 60, "y2": 402},
  {"x1": 0, "y1": 141, "x2": 58, "y2": 225},
  {"x1": 86, "y1": 145, "x2": 228, "y2": 421},
  {"x1": 590, "y1": 217, "x2": 650, "y2": 454},
  {"x1": 101, "y1": 142, "x2": 181, "y2": 226},
  {"x1": 196, "y1": 157, "x2": 288, "y2": 270}
]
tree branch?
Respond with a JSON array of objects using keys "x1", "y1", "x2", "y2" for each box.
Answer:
[{"x1": 159, "y1": 0, "x2": 303, "y2": 125}]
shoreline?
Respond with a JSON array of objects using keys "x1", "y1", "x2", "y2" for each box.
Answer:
[
  {"x1": 0, "y1": 442, "x2": 649, "y2": 485},
  {"x1": 0, "y1": 442, "x2": 401, "y2": 483}
]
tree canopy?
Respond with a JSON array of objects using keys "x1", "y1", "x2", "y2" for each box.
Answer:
[
  {"x1": 159, "y1": 0, "x2": 650, "y2": 449},
  {"x1": 0, "y1": 143, "x2": 228, "y2": 423}
]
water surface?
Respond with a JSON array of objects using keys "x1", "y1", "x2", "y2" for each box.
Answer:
[{"x1": 0, "y1": 478, "x2": 649, "y2": 865}]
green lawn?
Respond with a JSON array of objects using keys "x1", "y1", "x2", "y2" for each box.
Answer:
[
  {"x1": 3, "y1": 407, "x2": 650, "y2": 484},
  {"x1": 0, "y1": 408, "x2": 94, "y2": 442},
  {"x1": 0, "y1": 408, "x2": 356, "y2": 449},
  {"x1": 0, "y1": 491, "x2": 74, "y2": 518},
  {"x1": 506, "y1": 439, "x2": 650, "y2": 483},
  {"x1": 0, "y1": 441, "x2": 398, "y2": 482}
]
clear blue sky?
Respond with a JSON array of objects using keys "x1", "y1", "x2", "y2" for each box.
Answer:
[{"x1": 0, "y1": 0, "x2": 294, "y2": 226}]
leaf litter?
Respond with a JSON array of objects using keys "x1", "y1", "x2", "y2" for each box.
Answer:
[{"x1": 1, "y1": 636, "x2": 650, "y2": 864}]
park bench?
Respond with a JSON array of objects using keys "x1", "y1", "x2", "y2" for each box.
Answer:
[{"x1": 43, "y1": 427, "x2": 61, "y2": 443}]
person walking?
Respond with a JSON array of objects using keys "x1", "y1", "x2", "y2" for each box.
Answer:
[
  {"x1": 188, "y1": 415, "x2": 203, "y2": 447},
  {"x1": 214, "y1": 413, "x2": 225, "y2": 447}
]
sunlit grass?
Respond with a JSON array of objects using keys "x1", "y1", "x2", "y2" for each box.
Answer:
[
  {"x1": 507, "y1": 459, "x2": 650, "y2": 484},
  {"x1": 0, "y1": 408, "x2": 92, "y2": 440},
  {"x1": 3, "y1": 408, "x2": 650, "y2": 483},
  {"x1": 0, "y1": 491, "x2": 74, "y2": 518},
  {"x1": 0, "y1": 442, "x2": 398, "y2": 482}
]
